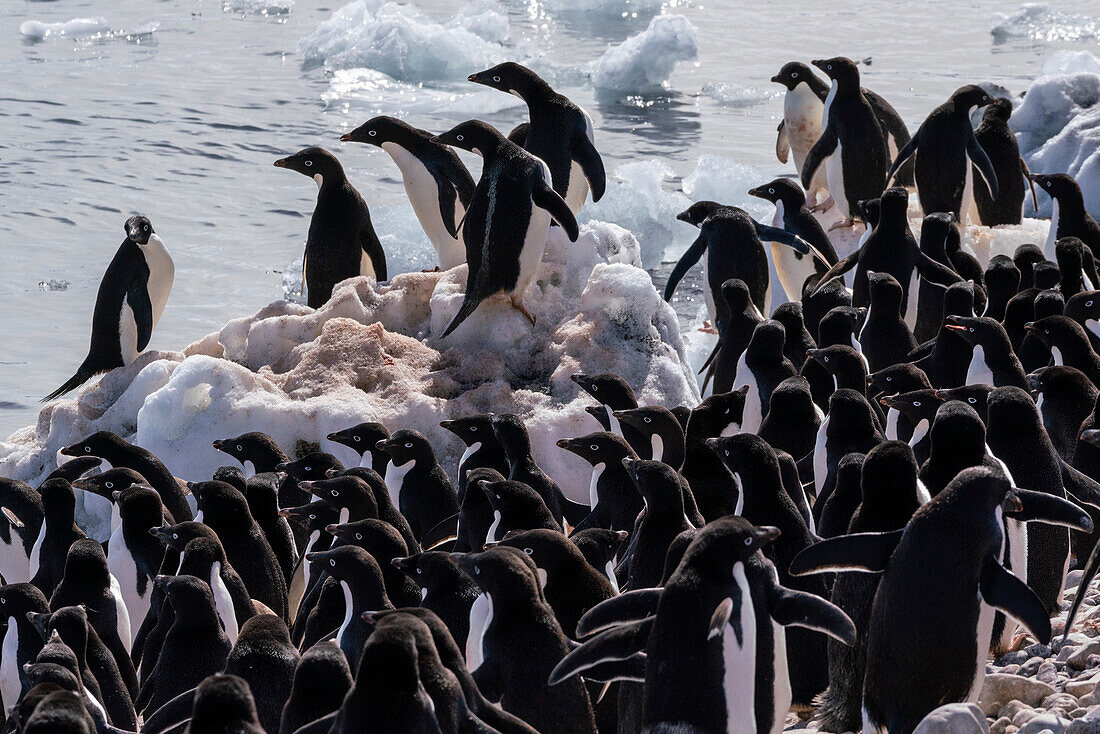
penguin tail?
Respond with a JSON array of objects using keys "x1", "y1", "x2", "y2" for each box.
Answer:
[
  {"x1": 440, "y1": 296, "x2": 482, "y2": 339},
  {"x1": 42, "y1": 363, "x2": 97, "y2": 402}
]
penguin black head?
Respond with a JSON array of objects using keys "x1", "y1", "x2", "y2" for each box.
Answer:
[
  {"x1": 746, "y1": 319, "x2": 789, "y2": 361},
  {"x1": 478, "y1": 479, "x2": 553, "y2": 523},
  {"x1": 327, "y1": 518, "x2": 407, "y2": 559},
  {"x1": 495, "y1": 528, "x2": 585, "y2": 580},
  {"x1": 1064, "y1": 290, "x2": 1100, "y2": 323},
  {"x1": 772, "y1": 300, "x2": 813, "y2": 339},
  {"x1": 556, "y1": 431, "x2": 635, "y2": 468},
  {"x1": 24, "y1": 663, "x2": 82, "y2": 697},
  {"x1": 613, "y1": 407, "x2": 684, "y2": 467},
  {"x1": 806, "y1": 344, "x2": 864, "y2": 378},
  {"x1": 212, "y1": 466, "x2": 247, "y2": 492},
  {"x1": 487, "y1": 413, "x2": 532, "y2": 458},
  {"x1": 189, "y1": 674, "x2": 264, "y2": 734},
  {"x1": 277, "y1": 501, "x2": 339, "y2": 532},
  {"x1": 571, "y1": 373, "x2": 638, "y2": 410},
  {"x1": 71, "y1": 467, "x2": 146, "y2": 501},
  {"x1": 987, "y1": 386, "x2": 1042, "y2": 432},
  {"x1": 620, "y1": 457, "x2": 683, "y2": 507},
  {"x1": 942, "y1": 280, "x2": 978, "y2": 319},
  {"x1": 375, "y1": 429, "x2": 437, "y2": 467},
  {"x1": 213, "y1": 431, "x2": 286, "y2": 468},
  {"x1": 179, "y1": 537, "x2": 229, "y2": 576},
  {"x1": 983, "y1": 97, "x2": 1013, "y2": 122},
  {"x1": 507, "y1": 122, "x2": 530, "y2": 147},
  {"x1": 124, "y1": 215, "x2": 154, "y2": 246},
  {"x1": 59, "y1": 538, "x2": 111, "y2": 589},
  {"x1": 944, "y1": 315, "x2": 1008, "y2": 347},
  {"x1": 770, "y1": 61, "x2": 824, "y2": 92},
  {"x1": 866, "y1": 271, "x2": 905, "y2": 312},
  {"x1": 948, "y1": 84, "x2": 996, "y2": 113},
  {"x1": 676, "y1": 201, "x2": 730, "y2": 228},
  {"x1": 1024, "y1": 314, "x2": 1085, "y2": 349},
  {"x1": 440, "y1": 414, "x2": 496, "y2": 448},
  {"x1": 353, "y1": 625, "x2": 423, "y2": 692},
  {"x1": 828, "y1": 388, "x2": 880, "y2": 426},
  {"x1": 60, "y1": 431, "x2": 124, "y2": 459},
  {"x1": 867, "y1": 363, "x2": 931, "y2": 399},
  {"x1": 919, "y1": 212, "x2": 957, "y2": 255},
  {"x1": 861, "y1": 440, "x2": 919, "y2": 502},
  {"x1": 678, "y1": 516, "x2": 780, "y2": 579},
  {"x1": 43, "y1": 456, "x2": 102, "y2": 484},
  {"x1": 39, "y1": 478, "x2": 76, "y2": 518},
  {"x1": 748, "y1": 178, "x2": 806, "y2": 208},
  {"x1": 298, "y1": 475, "x2": 377, "y2": 516},
  {"x1": 569, "y1": 528, "x2": 629, "y2": 571},
  {"x1": 685, "y1": 387, "x2": 749, "y2": 440},
  {"x1": 811, "y1": 56, "x2": 860, "y2": 86},
  {"x1": 1029, "y1": 173, "x2": 1084, "y2": 205},
  {"x1": 1027, "y1": 365, "x2": 1092, "y2": 400},
  {"x1": 431, "y1": 120, "x2": 505, "y2": 158},
  {"x1": 150, "y1": 520, "x2": 219, "y2": 554},
  {"x1": 858, "y1": 198, "x2": 881, "y2": 228},
  {"x1": 720, "y1": 278, "x2": 758, "y2": 315},
  {"x1": 705, "y1": 432, "x2": 779, "y2": 479},
  {"x1": 937, "y1": 466, "x2": 1021, "y2": 517},
  {"x1": 341, "y1": 115, "x2": 425, "y2": 148},
  {"x1": 878, "y1": 389, "x2": 943, "y2": 423},
  {"x1": 1033, "y1": 263, "x2": 1061, "y2": 291},
  {"x1": 467, "y1": 61, "x2": 548, "y2": 98},
  {"x1": 453, "y1": 546, "x2": 543, "y2": 600},
  {"x1": 305, "y1": 544, "x2": 387, "y2": 589},
  {"x1": 191, "y1": 480, "x2": 253, "y2": 527},
  {"x1": 0, "y1": 583, "x2": 49, "y2": 622},
  {"x1": 391, "y1": 551, "x2": 465, "y2": 589},
  {"x1": 327, "y1": 421, "x2": 390, "y2": 456},
  {"x1": 275, "y1": 452, "x2": 344, "y2": 481},
  {"x1": 817, "y1": 306, "x2": 865, "y2": 346},
  {"x1": 273, "y1": 147, "x2": 345, "y2": 185},
  {"x1": 163, "y1": 574, "x2": 218, "y2": 617},
  {"x1": 877, "y1": 186, "x2": 910, "y2": 220},
  {"x1": 933, "y1": 385, "x2": 993, "y2": 421}
]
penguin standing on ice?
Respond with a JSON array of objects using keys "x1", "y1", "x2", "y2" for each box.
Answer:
[
  {"x1": 342, "y1": 116, "x2": 475, "y2": 270},
  {"x1": 972, "y1": 98, "x2": 1038, "y2": 226},
  {"x1": 887, "y1": 85, "x2": 1000, "y2": 222},
  {"x1": 1032, "y1": 173, "x2": 1100, "y2": 261},
  {"x1": 800, "y1": 57, "x2": 889, "y2": 228},
  {"x1": 433, "y1": 120, "x2": 578, "y2": 336},
  {"x1": 468, "y1": 62, "x2": 605, "y2": 215},
  {"x1": 45, "y1": 215, "x2": 173, "y2": 401},
  {"x1": 274, "y1": 147, "x2": 386, "y2": 308}
]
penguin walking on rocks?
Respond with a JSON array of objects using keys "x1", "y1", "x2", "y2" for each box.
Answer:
[
  {"x1": 972, "y1": 98, "x2": 1038, "y2": 226},
  {"x1": 468, "y1": 62, "x2": 605, "y2": 215},
  {"x1": 274, "y1": 147, "x2": 386, "y2": 308},
  {"x1": 342, "y1": 116, "x2": 474, "y2": 270},
  {"x1": 45, "y1": 215, "x2": 174, "y2": 401},
  {"x1": 434, "y1": 120, "x2": 578, "y2": 336},
  {"x1": 1031, "y1": 173, "x2": 1100, "y2": 261},
  {"x1": 888, "y1": 85, "x2": 999, "y2": 223},
  {"x1": 800, "y1": 57, "x2": 889, "y2": 228}
]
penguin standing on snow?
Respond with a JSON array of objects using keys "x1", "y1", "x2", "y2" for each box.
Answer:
[
  {"x1": 468, "y1": 62, "x2": 605, "y2": 215},
  {"x1": 341, "y1": 116, "x2": 474, "y2": 270},
  {"x1": 800, "y1": 57, "x2": 889, "y2": 228},
  {"x1": 972, "y1": 98, "x2": 1038, "y2": 226},
  {"x1": 274, "y1": 147, "x2": 386, "y2": 308},
  {"x1": 887, "y1": 85, "x2": 999, "y2": 222},
  {"x1": 434, "y1": 120, "x2": 579, "y2": 335},
  {"x1": 1032, "y1": 173, "x2": 1100, "y2": 261},
  {"x1": 45, "y1": 215, "x2": 173, "y2": 401},
  {"x1": 748, "y1": 178, "x2": 838, "y2": 301}
]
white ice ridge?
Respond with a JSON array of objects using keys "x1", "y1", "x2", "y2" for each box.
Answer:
[
  {"x1": 0, "y1": 221, "x2": 695, "y2": 506},
  {"x1": 19, "y1": 18, "x2": 111, "y2": 40},
  {"x1": 592, "y1": 14, "x2": 699, "y2": 93}
]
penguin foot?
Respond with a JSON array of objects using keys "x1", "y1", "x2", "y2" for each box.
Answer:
[
  {"x1": 422, "y1": 266, "x2": 441, "y2": 273},
  {"x1": 827, "y1": 217, "x2": 859, "y2": 232},
  {"x1": 699, "y1": 320, "x2": 718, "y2": 334},
  {"x1": 511, "y1": 297, "x2": 536, "y2": 325},
  {"x1": 789, "y1": 703, "x2": 815, "y2": 720},
  {"x1": 810, "y1": 195, "x2": 835, "y2": 214}
]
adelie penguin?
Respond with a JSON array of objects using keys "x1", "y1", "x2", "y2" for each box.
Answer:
[
  {"x1": 45, "y1": 215, "x2": 173, "y2": 401},
  {"x1": 342, "y1": 116, "x2": 474, "y2": 270},
  {"x1": 570, "y1": 373, "x2": 648, "y2": 458},
  {"x1": 747, "y1": 178, "x2": 838, "y2": 301},
  {"x1": 325, "y1": 421, "x2": 390, "y2": 474},
  {"x1": 944, "y1": 315, "x2": 1028, "y2": 389},
  {"x1": 274, "y1": 147, "x2": 386, "y2": 309},
  {"x1": 888, "y1": 84, "x2": 1000, "y2": 223},
  {"x1": 433, "y1": 120, "x2": 578, "y2": 336},
  {"x1": 1032, "y1": 172, "x2": 1100, "y2": 261},
  {"x1": 468, "y1": 62, "x2": 605, "y2": 215},
  {"x1": 440, "y1": 414, "x2": 510, "y2": 493},
  {"x1": 375, "y1": 429, "x2": 459, "y2": 543},
  {"x1": 972, "y1": 98, "x2": 1038, "y2": 226},
  {"x1": 666, "y1": 201, "x2": 816, "y2": 319},
  {"x1": 555, "y1": 431, "x2": 642, "y2": 533},
  {"x1": 800, "y1": 57, "x2": 889, "y2": 228}
]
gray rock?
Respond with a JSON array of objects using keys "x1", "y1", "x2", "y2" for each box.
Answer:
[
  {"x1": 1017, "y1": 713, "x2": 1069, "y2": 734},
  {"x1": 1067, "y1": 679, "x2": 1099, "y2": 699},
  {"x1": 1028, "y1": 644, "x2": 1056, "y2": 659},
  {"x1": 993, "y1": 717, "x2": 1015, "y2": 734},
  {"x1": 1000, "y1": 651, "x2": 1033, "y2": 666},
  {"x1": 1069, "y1": 643, "x2": 1100, "y2": 671},
  {"x1": 1068, "y1": 720, "x2": 1100, "y2": 734},
  {"x1": 1038, "y1": 662, "x2": 1062, "y2": 685},
  {"x1": 981, "y1": 676, "x2": 1059, "y2": 716},
  {"x1": 1021, "y1": 658, "x2": 1047, "y2": 676},
  {"x1": 914, "y1": 703, "x2": 990, "y2": 734}
]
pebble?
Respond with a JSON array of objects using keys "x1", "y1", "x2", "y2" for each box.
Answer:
[
  {"x1": 1069, "y1": 644, "x2": 1100, "y2": 671},
  {"x1": 914, "y1": 703, "x2": 989, "y2": 733},
  {"x1": 1017, "y1": 713, "x2": 1070, "y2": 734},
  {"x1": 980, "y1": 676, "x2": 1059, "y2": 717}
]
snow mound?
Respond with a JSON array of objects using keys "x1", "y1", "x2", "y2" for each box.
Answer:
[
  {"x1": 297, "y1": 0, "x2": 507, "y2": 80},
  {"x1": 0, "y1": 221, "x2": 696, "y2": 504},
  {"x1": 222, "y1": 0, "x2": 294, "y2": 17},
  {"x1": 1012, "y1": 50, "x2": 1100, "y2": 217},
  {"x1": 991, "y1": 3, "x2": 1100, "y2": 44},
  {"x1": 19, "y1": 17, "x2": 111, "y2": 40},
  {"x1": 592, "y1": 14, "x2": 698, "y2": 93}
]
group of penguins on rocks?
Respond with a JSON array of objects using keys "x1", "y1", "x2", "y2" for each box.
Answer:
[{"x1": 20, "y1": 48, "x2": 1100, "y2": 734}]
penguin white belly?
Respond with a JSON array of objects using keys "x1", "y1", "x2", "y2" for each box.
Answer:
[
  {"x1": 208, "y1": 562, "x2": 237, "y2": 643},
  {"x1": 966, "y1": 345, "x2": 995, "y2": 386},
  {"x1": 785, "y1": 83, "x2": 825, "y2": 175},
  {"x1": 702, "y1": 257, "x2": 716, "y2": 324},
  {"x1": 119, "y1": 299, "x2": 140, "y2": 365},
  {"x1": 905, "y1": 269, "x2": 920, "y2": 331},
  {"x1": 382, "y1": 143, "x2": 466, "y2": 270},
  {"x1": 1051, "y1": 346, "x2": 1063, "y2": 366},
  {"x1": 107, "y1": 525, "x2": 145, "y2": 644},
  {"x1": 1087, "y1": 319, "x2": 1100, "y2": 343},
  {"x1": 1044, "y1": 200, "x2": 1060, "y2": 261},
  {"x1": 140, "y1": 234, "x2": 174, "y2": 328},
  {"x1": 466, "y1": 592, "x2": 493, "y2": 673},
  {"x1": 485, "y1": 510, "x2": 502, "y2": 545},
  {"x1": 734, "y1": 352, "x2": 763, "y2": 434},
  {"x1": 732, "y1": 473, "x2": 745, "y2": 516},
  {"x1": 108, "y1": 572, "x2": 132, "y2": 653},
  {"x1": 28, "y1": 523, "x2": 46, "y2": 580},
  {"x1": 335, "y1": 579, "x2": 354, "y2": 650},
  {"x1": 825, "y1": 140, "x2": 848, "y2": 223},
  {"x1": 650, "y1": 434, "x2": 665, "y2": 464},
  {"x1": 769, "y1": 572, "x2": 793, "y2": 734},
  {"x1": 995, "y1": 516, "x2": 1028, "y2": 652},
  {"x1": 813, "y1": 414, "x2": 831, "y2": 495},
  {"x1": 969, "y1": 507, "x2": 1006, "y2": 702},
  {"x1": 289, "y1": 530, "x2": 320, "y2": 624},
  {"x1": 723, "y1": 562, "x2": 758, "y2": 734},
  {"x1": 0, "y1": 533, "x2": 30, "y2": 585},
  {"x1": 961, "y1": 159, "x2": 976, "y2": 227},
  {"x1": 515, "y1": 207, "x2": 551, "y2": 300},
  {"x1": 588, "y1": 463, "x2": 605, "y2": 508},
  {"x1": 605, "y1": 560, "x2": 620, "y2": 595},
  {"x1": 908, "y1": 419, "x2": 929, "y2": 449},
  {"x1": 885, "y1": 408, "x2": 900, "y2": 441},
  {"x1": 0, "y1": 621, "x2": 20, "y2": 710},
  {"x1": 384, "y1": 459, "x2": 415, "y2": 511},
  {"x1": 564, "y1": 160, "x2": 590, "y2": 215},
  {"x1": 771, "y1": 206, "x2": 813, "y2": 303},
  {"x1": 459, "y1": 442, "x2": 482, "y2": 476}
]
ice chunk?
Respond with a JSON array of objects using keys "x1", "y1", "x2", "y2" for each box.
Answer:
[
  {"x1": 222, "y1": 0, "x2": 293, "y2": 16},
  {"x1": 682, "y1": 154, "x2": 769, "y2": 219},
  {"x1": 991, "y1": 3, "x2": 1100, "y2": 44},
  {"x1": 297, "y1": 0, "x2": 507, "y2": 80},
  {"x1": 454, "y1": 0, "x2": 510, "y2": 44},
  {"x1": 592, "y1": 14, "x2": 698, "y2": 93},
  {"x1": 19, "y1": 17, "x2": 111, "y2": 40}
]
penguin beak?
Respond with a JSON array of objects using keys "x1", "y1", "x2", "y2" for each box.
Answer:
[
  {"x1": 324, "y1": 524, "x2": 341, "y2": 536},
  {"x1": 1082, "y1": 429, "x2": 1100, "y2": 447},
  {"x1": 1004, "y1": 489, "x2": 1023, "y2": 513},
  {"x1": 556, "y1": 438, "x2": 579, "y2": 452},
  {"x1": 1026, "y1": 372, "x2": 1042, "y2": 391},
  {"x1": 467, "y1": 72, "x2": 482, "y2": 83},
  {"x1": 570, "y1": 374, "x2": 593, "y2": 390},
  {"x1": 878, "y1": 394, "x2": 901, "y2": 408},
  {"x1": 756, "y1": 525, "x2": 781, "y2": 543},
  {"x1": 704, "y1": 438, "x2": 722, "y2": 453},
  {"x1": 275, "y1": 462, "x2": 290, "y2": 473},
  {"x1": 325, "y1": 468, "x2": 341, "y2": 478},
  {"x1": 675, "y1": 210, "x2": 693, "y2": 224},
  {"x1": 439, "y1": 420, "x2": 454, "y2": 431},
  {"x1": 620, "y1": 456, "x2": 638, "y2": 479},
  {"x1": 1024, "y1": 322, "x2": 1041, "y2": 335},
  {"x1": 865, "y1": 374, "x2": 875, "y2": 387},
  {"x1": 273, "y1": 158, "x2": 289, "y2": 168},
  {"x1": 339, "y1": 132, "x2": 354, "y2": 142},
  {"x1": 375, "y1": 439, "x2": 391, "y2": 452},
  {"x1": 325, "y1": 432, "x2": 339, "y2": 442},
  {"x1": 769, "y1": 74, "x2": 782, "y2": 84},
  {"x1": 391, "y1": 556, "x2": 412, "y2": 571}
]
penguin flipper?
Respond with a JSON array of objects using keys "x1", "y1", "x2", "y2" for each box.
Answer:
[
  {"x1": 1064, "y1": 539, "x2": 1100, "y2": 640},
  {"x1": 810, "y1": 250, "x2": 860, "y2": 297},
  {"x1": 44, "y1": 456, "x2": 102, "y2": 483},
  {"x1": 532, "y1": 185, "x2": 579, "y2": 242},
  {"x1": 1022, "y1": 158, "x2": 1040, "y2": 211},
  {"x1": 1008, "y1": 487, "x2": 1094, "y2": 530},
  {"x1": 128, "y1": 278, "x2": 155, "y2": 353},
  {"x1": 980, "y1": 557, "x2": 1050, "y2": 644},
  {"x1": 754, "y1": 222, "x2": 811, "y2": 255},
  {"x1": 768, "y1": 585, "x2": 857, "y2": 645},
  {"x1": 441, "y1": 293, "x2": 484, "y2": 339},
  {"x1": 886, "y1": 132, "x2": 918, "y2": 188},
  {"x1": 420, "y1": 512, "x2": 460, "y2": 550},
  {"x1": 788, "y1": 529, "x2": 903, "y2": 576},
  {"x1": 915, "y1": 253, "x2": 964, "y2": 287},
  {"x1": 1061, "y1": 461, "x2": 1100, "y2": 512},
  {"x1": 801, "y1": 124, "x2": 837, "y2": 190},
  {"x1": 436, "y1": 176, "x2": 461, "y2": 239},
  {"x1": 291, "y1": 712, "x2": 338, "y2": 734},
  {"x1": 360, "y1": 223, "x2": 387, "y2": 281},
  {"x1": 775, "y1": 120, "x2": 790, "y2": 164},
  {"x1": 905, "y1": 338, "x2": 936, "y2": 362},
  {"x1": 571, "y1": 131, "x2": 606, "y2": 203},
  {"x1": 565, "y1": 652, "x2": 646, "y2": 683},
  {"x1": 968, "y1": 132, "x2": 1000, "y2": 200},
  {"x1": 140, "y1": 686, "x2": 196, "y2": 734},
  {"x1": 576, "y1": 588, "x2": 662, "y2": 637},
  {"x1": 663, "y1": 232, "x2": 709, "y2": 302},
  {"x1": 547, "y1": 617, "x2": 653, "y2": 685}
]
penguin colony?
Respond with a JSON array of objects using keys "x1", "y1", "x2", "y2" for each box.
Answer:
[{"x1": 18, "y1": 52, "x2": 1100, "y2": 734}]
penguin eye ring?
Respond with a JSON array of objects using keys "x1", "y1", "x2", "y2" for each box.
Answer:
[
  {"x1": 470, "y1": 426, "x2": 477, "y2": 431},
  {"x1": 105, "y1": 482, "x2": 113, "y2": 488},
  {"x1": 304, "y1": 160, "x2": 313, "y2": 167},
  {"x1": 330, "y1": 559, "x2": 336, "y2": 566},
  {"x1": 417, "y1": 568, "x2": 422, "y2": 574},
  {"x1": 493, "y1": 76, "x2": 501, "y2": 82},
  {"x1": 743, "y1": 537, "x2": 752, "y2": 546},
  {"x1": 524, "y1": 548, "x2": 533, "y2": 554},
  {"x1": 590, "y1": 444, "x2": 599, "y2": 451},
  {"x1": 237, "y1": 445, "x2": 242, "y2": 451},
  {"x1": 643, "y1": 417, "x2": 652, "y2": 423},
  {"x1": 353, "y1": 436, "x2": 360, "y2": 441},
  {"x1": 456, "y1": 135, "x2": 465, "y2": 141},
  {"x1": 355, "y1": 533, "x2": 362, "y2": 540},
  {"x1": 791, "y1": 72, "x2": 798, "y2": 78},
  {"x1": 405, "y1": 442, "x2": 414, "y2": 448},
  {"x1": 368, "y1": 130, "x2": 377, "y2": 137},
  {"x1": 331, "y1": 490, "x2": 339, "y2": 497},
  {"x1": 768, "y1": 188, "x2": 774, "y2": 194}
]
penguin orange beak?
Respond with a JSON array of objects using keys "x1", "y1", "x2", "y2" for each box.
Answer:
[
  {"x1": 1003, "y1": 490, "x2": 1023, "y2": 513},
  {"x1": 1023, "y1": 322, "x2": 1040, "y2": 334},
  {"x1": 878, "y1": 394, "x2": 901, "y2": 408},
  {"x1": 944, "y1": 323, "x2": 968, "y2": 332},
  {"x1": 756, "y1": 525, "x2": 781, "y2": 542},
  {"x1": 273, "y1": 158, "x2": 289, "y2": 168}
]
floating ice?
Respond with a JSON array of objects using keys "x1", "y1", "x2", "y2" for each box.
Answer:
[
  {"x1": 222, "y1": 0, "x2": 294, "y2": 17},
  {"x1": 699, "y1": 82, "x2": 778, "y2": 108},
  {"x1": 1, "y1": 221, "x2": 697, "y2": 504},
  {"x1": 454, "y1": 0, "x2": 511, "y2": 44},
  {"x1": 19, "y1": 17, "x2": 111, "y2": 40},
  {"x1": 298, "y1": 0, "x2": 507, "y2": 81},
  {"x1": 37, "y1": 280, "x2": 69, "y2": 292},
  {"x1": 539, "y1": 0, "x2": 662, "y2": 17},
  {"x1": 991, "y1": 3, "x2": 1100, "y2": 44},
  {"x1": 592, "y1": 14, "x2": 698, "y2": 93}
]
